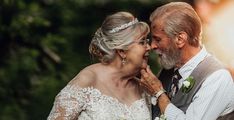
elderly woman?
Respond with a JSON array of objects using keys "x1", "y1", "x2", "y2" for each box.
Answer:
[{"x1": 47, "y1": 11, "x2": 151, "y2": 120}]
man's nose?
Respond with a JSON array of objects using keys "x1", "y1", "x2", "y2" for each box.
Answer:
[{"x1": 151, "y1": 42, "x2": 158, "y2": 49}]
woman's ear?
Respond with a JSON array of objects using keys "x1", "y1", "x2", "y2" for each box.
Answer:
[
  {"x1": 117, "y1": 49, "x2": 128, "y2": 65},
  {"x1": 175, "y1": 31, "x2": 187, "y2": 48},
  {"x1": 116, "y1": 49, "x2": 126, "y2": 59}
]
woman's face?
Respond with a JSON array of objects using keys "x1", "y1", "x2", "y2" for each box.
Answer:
[{"x1": 126, "y1": 34, "x2": 151, "y2": 70}]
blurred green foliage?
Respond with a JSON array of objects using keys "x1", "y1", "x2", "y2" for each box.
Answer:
[{"x1": 0, "y1": 0, "x2": 178, "y2": 119}]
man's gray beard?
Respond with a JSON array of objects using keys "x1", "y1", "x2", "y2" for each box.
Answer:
[{"x1": 158, "y1": 46, "x2": 181, "y2": 70}]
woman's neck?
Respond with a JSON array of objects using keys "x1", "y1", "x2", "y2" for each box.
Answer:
[{"x1": 102, "y1": 63, "x2": 138, "y2": 87}]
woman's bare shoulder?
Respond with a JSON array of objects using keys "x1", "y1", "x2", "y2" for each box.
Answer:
[{"x1": 68, "y1": 64, "x2": 100, "y2": 88}]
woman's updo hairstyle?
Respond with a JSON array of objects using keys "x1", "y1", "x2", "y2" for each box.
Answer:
[{"x1": 89, "y1": 11, "x2": 149, "y2": 64}]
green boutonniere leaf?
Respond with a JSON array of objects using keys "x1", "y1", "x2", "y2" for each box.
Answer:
[{"x1": 182, "y1": 76, "x2": 195, "y2": 93}]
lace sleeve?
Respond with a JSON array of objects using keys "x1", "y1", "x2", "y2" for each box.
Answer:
[{"x1": 47, "y1": 85, "x2": 89, "y2": 120}]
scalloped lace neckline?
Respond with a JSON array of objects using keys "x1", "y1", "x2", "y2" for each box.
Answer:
[{"x1": 75, "y1": 85, "x2": 145, "y2": 108}]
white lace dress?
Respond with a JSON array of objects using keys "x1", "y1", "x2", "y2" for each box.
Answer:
[{"x1": 47, "y1": 84, "x2": 151, "y2": 120}]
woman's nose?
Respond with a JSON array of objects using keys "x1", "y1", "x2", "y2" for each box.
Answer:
[{"x1": 146, "y1": 44, "x2": 151, "y2": 51}]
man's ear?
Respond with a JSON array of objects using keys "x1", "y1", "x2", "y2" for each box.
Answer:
[{"x1": 175, "y1": 31, "x2": 187, "y2": 48}]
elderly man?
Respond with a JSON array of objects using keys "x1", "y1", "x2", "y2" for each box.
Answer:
[{"x1": 140, "y1": 2, "x2": 234, "y2": 120}]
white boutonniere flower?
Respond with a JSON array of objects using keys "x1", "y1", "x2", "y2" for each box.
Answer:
[
  {"x1": 183, "y1": 81, "x2": 190, "y2": 88},
  {"x1": 182, "y1": 76, "x2": 195, "y2": 93}
]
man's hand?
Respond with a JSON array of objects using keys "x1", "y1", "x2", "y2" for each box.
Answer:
[
  {"x1": 139, "y1": 66, "x2": 171, "y2": 113},
  {"x1": 139, "y1": 66, "x2": 163, "y2": 95}
]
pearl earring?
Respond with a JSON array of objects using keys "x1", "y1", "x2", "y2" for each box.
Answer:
[{"x1": 122, "y1": 58, "x2": 126, "y2": 65}]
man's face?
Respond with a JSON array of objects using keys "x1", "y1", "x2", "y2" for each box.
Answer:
[{"x1": 150, "y1": 24, "x2": 181, "y2": 69}]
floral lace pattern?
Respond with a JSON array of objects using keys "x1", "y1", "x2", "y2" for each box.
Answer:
[{"x1": 48, "y1": 84, "x2": 151, "y2": 120}]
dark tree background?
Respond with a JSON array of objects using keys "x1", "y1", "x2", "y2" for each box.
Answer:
[{"x1": 0, "y1": 0, "x2": 190, "y2": 119}]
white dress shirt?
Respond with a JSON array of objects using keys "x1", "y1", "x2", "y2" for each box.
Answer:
[{"x1": 164, "y1": 46, "x2": 234, "y2": 120}]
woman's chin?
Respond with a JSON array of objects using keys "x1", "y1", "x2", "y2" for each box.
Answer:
[
  {"x1": 141, "y1": 57, "x2": 149, "y2": 69},
  {"x1": 141, "y1": 62, "x2": 148, "y2": 69}
]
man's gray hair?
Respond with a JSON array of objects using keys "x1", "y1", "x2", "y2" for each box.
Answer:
[{"x1": 150, "y1": 2, "x2": 202, "y2": 47}]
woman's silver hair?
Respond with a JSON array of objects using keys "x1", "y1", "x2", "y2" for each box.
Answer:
[
  {"x1": 89, "y1": 12, "x2": 149, "y2": 64},
  {"x1": 150, "y1": 2, "x2": 202, "y2": 47}
]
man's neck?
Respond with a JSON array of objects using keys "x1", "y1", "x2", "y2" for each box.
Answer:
[{"x1": 177, "y1": 45, "x2": 201, "y2": 68}]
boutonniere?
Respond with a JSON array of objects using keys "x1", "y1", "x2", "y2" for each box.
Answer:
[{"x1": 182, "y1": 76, "x2": 195, "y2": 93}]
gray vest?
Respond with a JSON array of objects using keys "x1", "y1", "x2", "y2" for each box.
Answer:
[{"x1": 152, "y1": 56, "x2": 234, "y2": 120}]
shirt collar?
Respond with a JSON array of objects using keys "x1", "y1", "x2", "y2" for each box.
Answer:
[{"x1": 178, "y1": 46, "x2": 210, "y2": 80}]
